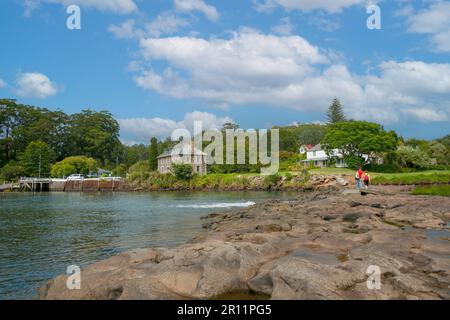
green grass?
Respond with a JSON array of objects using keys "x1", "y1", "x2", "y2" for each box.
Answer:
[
  {"x1": 310, "y1": 168, "x2": 450, "y2": 185},
  {"x1": 371, "y1": 171, "x2": 450, "y2": 185},
  {"x1": 411, "y1": 185, "x2": 450, "y2": 197},
  {"x1": 309, "y1": 168, "x2": 355, "y2": 175}
]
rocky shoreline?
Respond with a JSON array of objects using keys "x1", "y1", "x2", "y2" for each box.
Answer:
[{"x1": 39, "y1": 188, "x2": 450, "y2": 300}]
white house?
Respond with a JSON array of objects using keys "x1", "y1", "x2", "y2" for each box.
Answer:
[{"x1": 301, "y1": 144, "x2": 347, "y2": 168}]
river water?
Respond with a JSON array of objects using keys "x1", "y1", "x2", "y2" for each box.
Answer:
[{"x1": 0, "y1": 191, "x2": 297, "y2": 299}]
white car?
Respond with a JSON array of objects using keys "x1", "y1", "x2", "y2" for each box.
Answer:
[{"x1": 67, "y1": 174, "x2": 84, "y2": 181}]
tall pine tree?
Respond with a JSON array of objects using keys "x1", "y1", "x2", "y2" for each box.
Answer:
[
  {"x1": 149, "y1": 137, "x2": 159, "y2": 171},
  {"x1": 327, "y1": 98, "x2": 346, "y2": 123}
]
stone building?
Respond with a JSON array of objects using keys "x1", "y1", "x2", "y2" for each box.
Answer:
[{"x1": 157, "y1": 144, "x2": 208, "y2": 175}]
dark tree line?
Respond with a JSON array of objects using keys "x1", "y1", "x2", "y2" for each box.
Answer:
[{"x1": 0, "y1": 99, "x2": 121, "y2": 171}]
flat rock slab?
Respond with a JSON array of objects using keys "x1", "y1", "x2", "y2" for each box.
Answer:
[{"x1": 39, "y1": 191, "x2": 450, "y2": 300}]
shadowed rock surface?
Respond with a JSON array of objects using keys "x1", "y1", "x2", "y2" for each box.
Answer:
[{"x1": 39, "y1": 189, "x2": 450, "y2": 300}]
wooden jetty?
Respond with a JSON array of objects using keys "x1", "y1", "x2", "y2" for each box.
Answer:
[{"x1": 0, "y1": 178, "x2": 129, "y2": 193}]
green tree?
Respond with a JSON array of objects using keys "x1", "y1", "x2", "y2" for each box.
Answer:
[
  {"x1": 149, "y1": 137, "x2": 159, "y2": 171},
  {"x1": 322, "y1": 121, "x2": 398, "y2": 167},
  {"x1": 20, "y1": 141, "x2": 56, "y2": 177},
  {"x1": 327, "y1": 98, "x2": 346, "y2": 123},
  {"x1": 438, "y1": 135, "x2": 450, "y2": 149},
  {"x1": 396, "y1": 146, "x2": 433, "y2": 169},
  {"x1": 65, "y1": 110, "x2": 120, "y2": 164},
  {"x1": 427, "y1": 141, "x2": 449, "y2": 165},
  {"x1": 51, "y1": 156, "x2": 98, "y2": 178},
  {"x1": 298, "y1": 126, "x2": 326, "y2": 146},
  {"x1": 0, "y1": 160, "x2": 25, "y2": 181}
]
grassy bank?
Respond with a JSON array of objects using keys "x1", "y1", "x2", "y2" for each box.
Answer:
[
  {"x1": 411, "y1": 185, "x2": 450, "y2": 197},
  {"x1": 371, "y1": 171, "x2": 450, "y2": 185},
  {"x1": 129, "y1": 171, "x2": 310, "y2": 191},
  {"x1": 310, "y1": 168, "x2": 450, "y2": 185}
]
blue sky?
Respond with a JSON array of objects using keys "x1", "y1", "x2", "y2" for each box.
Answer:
[{"x1": 0, "y1": 0, "x2": 449, "y2": 144}]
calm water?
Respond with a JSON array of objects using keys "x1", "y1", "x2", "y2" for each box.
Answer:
[{"x1": 0, "y1": 191, "x2": 296, "y2": 300}]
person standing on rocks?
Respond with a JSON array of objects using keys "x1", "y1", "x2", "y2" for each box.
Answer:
[
  {"x1": 355, "y1": 167, "x2": 364, "y2": 189},
  {"x1": 363, "y1": 172, "x2": 371, "y2": 189}
]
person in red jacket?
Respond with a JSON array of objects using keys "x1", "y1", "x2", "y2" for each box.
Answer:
[{"x1": 355, "y1": 167, "x2": 364, "y2": 189}]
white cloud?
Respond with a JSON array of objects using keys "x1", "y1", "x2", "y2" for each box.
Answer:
[
  {"x1": 254, "y1": 0, "x2": 364, "y2": 13},
  {"x1": 24, "y1": 0, "x2": 137, "y2": 15},
  {"x1": 174, "y1": 0, "x2": 220, "y2": 21},
  {"x1": 119, "y1": 111, "x2": 233, "y2": 142},
  {"x1": 109, "y1": 13, "x2": 189, "y2": 39},
  {"x1": 108, "y1": 19, "x2": 140, "y2": 39},
  {"x1": 0, "y1": 78, "x2": 6, "y2": 88},
  {"x1": 15, "y1": 72, "x2": 59, "y2": 98},
  {"x1": 405, "y1": 1, "x2": 450, "y2": 52},
  {"x1": 271, "y1": 17, "x2": 294, "y2": 35},
  {"x1": 132, "y1": 29, "x2": 450, "y2": 124},
  {"x1": 401, "y1": 108, "x2": 449, "y2": 122}
]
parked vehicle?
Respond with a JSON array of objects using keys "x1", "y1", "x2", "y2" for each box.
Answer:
[{"x1": 67, "y1": 174, "x2": 84, "y2": 181}]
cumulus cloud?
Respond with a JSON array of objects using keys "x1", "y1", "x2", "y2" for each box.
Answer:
[
  {"x1": 119, "y1": 111, "x2": 234, "y2": 143},
  {"x1": 254, "y1": 0, "x2": 364, "y2": 13},
  {"x1": 0, "y1": 78, "x2": 6, "y2": 88},
  {"x1": 174, "y1": 0, "x2": 220, "y2": 21},
  {"x1": 24, "y1": 0, "x2": 137, "y2": 15},
  {"x1": 15, "y1": 72, "x2": 59, "y2": 98},
  {"x1": 131, "y1": 29, "x2": 450, "y2": 124},
  {"x1": 405, "y1": 1, "x2": 450, "y2": 52},
  {"x1": 109, "y1": 13, "x2": 189, "y2": 39}
]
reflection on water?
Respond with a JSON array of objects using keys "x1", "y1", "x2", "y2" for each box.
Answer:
[{"x1": 0, "y1": 191, "x2": 296, "y2": 300}]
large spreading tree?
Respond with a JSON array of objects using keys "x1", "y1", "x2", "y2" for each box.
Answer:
[{"x1": 322, "y1": 121, "x2": 399, "y2": 166}]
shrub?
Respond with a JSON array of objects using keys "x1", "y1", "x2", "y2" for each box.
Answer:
[
  {"x1": 264, "y1": 174, "x2": 281, "y2": 186},
  {"x1": 172, "y1": 164, "x2": 193, "y2": 180},
  {"x1": 127, "y1": 161, "x2": 153, "y2": 183},
  {"x1": 396, "y1": 146, "x2": 433, "y2": 170},
  {"x1": 0, "y1": 161, "x2": 25, "y2": 181},
  {"x1": 285, "y1": 172, "x2": 293, "y2": 181},
  {"x1": 51, "y1": 156, "x2": 97, "y2": 178},
  {"x1": 112, "y1": 164, "x2": 127, "y2": 177}
]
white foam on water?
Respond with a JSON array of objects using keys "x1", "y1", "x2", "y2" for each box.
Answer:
[{"x1": 173, "y1": 201, "x2": 256, "y2": 209}]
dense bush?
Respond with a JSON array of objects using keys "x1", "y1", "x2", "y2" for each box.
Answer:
[
  {"x1": 364, "y1": 163, "x2": 403, "y2": 173},
  {"x1": 172, "y1": 164, "x2": 193, "y2": 180},
  {"x1": 127, "y1": 161, "x2": 153, "y2": 183},
  {"x1": 395, "y1": 146, "x2": 433, "y2": 170},
  {"x1": 0, "y1": 160, "x2": 24, "y2": 181},
  {"x1": 264, "y1": 174, "x2": 282, "y2": 186},
  {"x1": 51, "y1": 156, "x2": 98, "y2": 178},
  {"x1": 112, "y1": 164, "x2": 128, "y2": 177}
]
